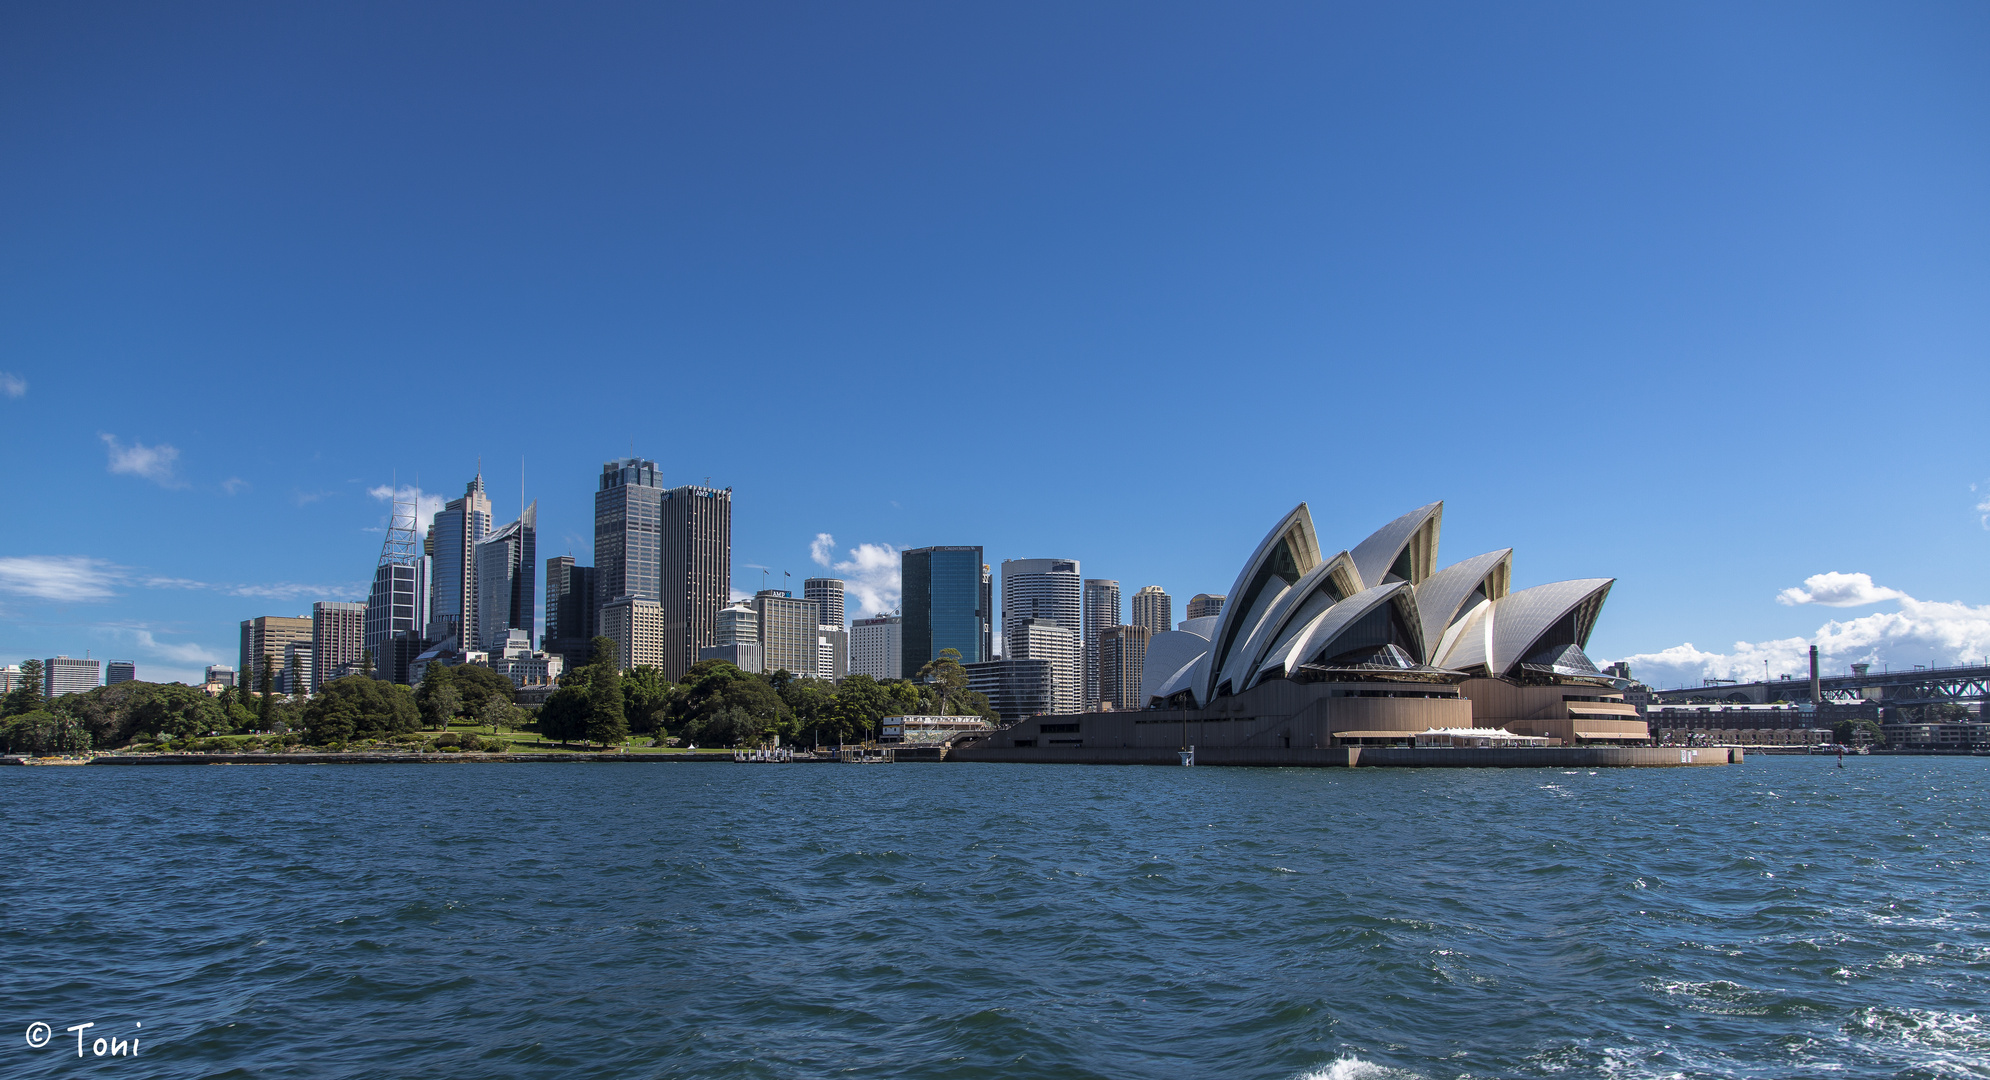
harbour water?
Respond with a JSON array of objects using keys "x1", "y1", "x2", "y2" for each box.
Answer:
[{"x1": 4, "y1": 757, "x2": 1985, "y2": 1078}]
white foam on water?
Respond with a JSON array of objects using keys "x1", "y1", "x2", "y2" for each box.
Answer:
[{"x1": 1295, "y1": 1056, "x2": 1421, "y2": 1080}]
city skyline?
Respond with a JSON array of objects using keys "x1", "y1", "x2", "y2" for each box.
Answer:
[{"x1": 2, "y1": 6, "x2": 1987, "y2": 689}]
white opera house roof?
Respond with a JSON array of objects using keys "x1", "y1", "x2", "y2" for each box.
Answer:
[{"x1": 1139, "y1": 501, "x2": 1615, "y2": 709}]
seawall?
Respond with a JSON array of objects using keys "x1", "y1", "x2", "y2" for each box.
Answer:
[{"x1": 948, "y1": 745, "x2": 1740, "y2": 768}]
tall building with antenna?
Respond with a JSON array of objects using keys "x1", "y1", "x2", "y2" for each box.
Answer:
[
  {"x1": 428, "y1": 472, "x2": 493, "y2": 642},
  {"x1": 365, "y1": 488, "x2": 427, "y2": 678}
]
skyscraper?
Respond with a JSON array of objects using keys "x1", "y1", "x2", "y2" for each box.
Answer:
[
  {"x1": 543, "y1": 556, "x2": 597, "y2": 666},
  {"x1": 105, "y1": 661, "x2": 136, "y2": 684},
  {"x1": 599, "y1": 595, "x2": 664, "y2": 671},
  {"x1": 1007, "y1": 617, "x2": 1081, "y2": 714},
  {"x1": 428, "y1": 473, "x2": 493, "y2": 642},
  {"x1": 902, "y1": 546, "x2": 989, "y2": 673},
  {"x1": 1186, "y1": 593, "x2": 1226, "y2": 620},
  {"x1": 1130, "y1": 586, "x2": 1172, "y2": 636},
  {"x1": 475, "y1": 502, "x2": 537, "y2": 650},
  {"x1": 365, "y1": 490, "x2": 426, "y2": 676},
  {"x1": 1100, "y1": 625, "x2": 1153, "y2": 711},
  {"x1": 660, "y1": 484, "x2": 731, "y2": 682},
  {"x1": 312, "y1": 601, "x2": 366, "y2": 690},
  {"x1": 753, "y1": 589, "x2": 817, "y2": 677},
  {"x1": 804, "y1": 577, "x2": 845, "y2": 630},
  {"x1": 1003, "y1": 559, "x2": 1084, "y2": 709},
  {"x1": 594, "y1": 457, "x2": 663, "y2": 615},
  {"x1": 1082, "y1": 577, "x2": 1120, "y2": 711},
  {"x1": 242, "y1": 615, "x2": 314, "y2": 688},
  {"x1": 850, "y1": 615, "x2": 902, "y2": 680},
  {"x1": 43, "y1": 655, "x2": 100, "y2": 697}
]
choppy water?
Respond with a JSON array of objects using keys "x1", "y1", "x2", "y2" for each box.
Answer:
[{"x1": 3, "y1": 757, "x2": 1987, "y2": 1079}]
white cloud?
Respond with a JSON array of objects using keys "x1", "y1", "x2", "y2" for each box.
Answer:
[
  {"x1": 810, "y1": 533, "x2": 835, "y2": 567},
  {"x1": 1775, "y1": 571, "x2": 1906, "y2": 608},
  {"x1": 1977, "y1": 486, "x2": 1990, "y2": 531},
  {"x1": 221, "y1": 477, "x2": 249, "y2": 495},
  {"x1": 100, "y1": 433, "x2": 185, "y2": 487},
  {"x1": 0, "y1": 556, "x2": 122, "y2": 601},
  {"x1": 231, "y1": 582, "x2": 365, "y2": 602},
  {"x1": 130, "y1": 629, "x2": 220, "y2": 665},
  {"x1": 0, "y1": 372, "x2": 25, "y2": 398},
  {"x1": 367, "y1": 484, "x2": 447, "y2": 535},
  {"x1": 823, "y1": 540, "x2": 902, "y2": 618},
  {"x1": 730, "y1": 587, "x2": 752, "y2": 603},
  {"x1": 1613, "y1": 574, "x2": 1990, "y2": 689}
]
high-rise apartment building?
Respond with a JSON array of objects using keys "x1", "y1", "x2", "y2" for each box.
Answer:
[
  {"x1": 241, "y1": 616, "x2": 313, "y2": 688},
  {"x1": 105, "y1": 660, "x2": 136, "y2": 684},
  {"x1": 428, "y1": 473, "x2": 493, "y2": 642},
  {"x1": 476, "y1": 502, "x2": 537, "y2": 650},
  {"x1": 1130, "y1": 586, "x2": 1172, "y2": 636},
  {"x1": 205, "y1": 665, "x2": 235, "y2": 688},
  {"x1": 1082, "y1": 577, "x2": 1119, "y2": 712},
  {"x1": 902, "y1": 546, "x2": 990, "y2": 673},
  {"x1": 312, "y1": 601, "x2": 366, "y2": 691},
  {"x1": 543, "y1": 556, "x2": 598, "y2": 666},
  {"x1": 599, "y1": 595, "x2": 665, "y2": 671},
  {"x1": 753, "y1": 589, "x2": 818, "y2": 677},
  {"x1": 815, "y1": 625, "x2": 847, "y2": 681},
  {"x1": 1003, "y1": 559, "x2": 1084, "y2": 709},
  {"x1": 1008, "y1": 617, "x2": 1081, "y2": 714},
  {"x1": 660, "y1": 484, "x2": 731, "y2": 682},
  {"x1": 1187, "y1": 593, "x2": 1226, "y2": 620},
  {"x1": 804, "y1": 577, "x2": 846, "y2": 630},
  {"x1": 1099, "y1": 625, "x2": 1153, "y2": 711},
  {"x1": 43, "y1": 655, "x2": 101, "y2": 697},
  {"x1": 282, "y1": 641, "x2": 313, "y2": 696},
  {"x1": 850, "y1": 615, "x2": 902, "y2": 680},
  {"x1": 716, "y1": 601, "x2": 758, "y2": 646},
  {"x1": 0, "y1": 665, "x2": 20, "y2": 694}
]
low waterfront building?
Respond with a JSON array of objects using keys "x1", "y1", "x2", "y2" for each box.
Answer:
[
  {"x1": 880, "y1": 715, "x2": 994, "y2": 745},
  {"x1": 964, "y1": 658, "x2": 1054, "y2": 722},
  {"x1": 1881, "y1": 721, "x2": 1990, "y2": 751}
]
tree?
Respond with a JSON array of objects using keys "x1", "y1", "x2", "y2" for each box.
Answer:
[
  {"x1": 586, "y1": 663, "x2": 627, "y2": 746},
  {"x1": 538, "y1": 686, "x2": 589, "y2": 746},
  {"x1": 917, "y1": 648, "x2": 969, "y2": 714},
  {"x1": 477, "y1": 692, "x2": 516, "y2": 735},
  {"x1": 417, "y1": 664, "x2": 462, "y2": 730},
  {"x1": 257, "y1": 657, "x2": 275, "y2": 731},
  {"x1": 302, "y1": 675, "x2": 418, "y2": 744},
  {"x1": 622, "y1": 665, "x2": 673, "y2": 735},
  {"x1": 450, "y1": 664, "x2": 516, "y2": 719},
  {"x1": 361, "y1": 647, "x2": 375, "y2": 680},
  {"x1": 4, "y1": 658, "x2": 45, "y2": 717}
]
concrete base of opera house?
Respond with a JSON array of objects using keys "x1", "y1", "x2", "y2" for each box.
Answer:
[
  {"x1": 947, "y1": 743, "x2": 1738, "y2": 768},
  {"x1": 945, "y1": 675, "x2": 1703, "y2": 768}
]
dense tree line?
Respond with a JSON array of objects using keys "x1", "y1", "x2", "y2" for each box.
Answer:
[{"x1": 534, "y1": 639, "x2": 996, "y2": 748}]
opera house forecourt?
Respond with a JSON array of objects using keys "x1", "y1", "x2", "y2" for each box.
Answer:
[{"x1": 953, "y1": 501, "x2": 1733, "y2": 768}]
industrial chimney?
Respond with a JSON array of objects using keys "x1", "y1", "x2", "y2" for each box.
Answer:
[{"x1": 1809, "y1": 644, "x2": 1822, "y2": 707}]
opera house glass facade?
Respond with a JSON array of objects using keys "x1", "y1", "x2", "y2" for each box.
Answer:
[{"x1": 958, "y1": 501, "x2": 1650, "y2": 764}]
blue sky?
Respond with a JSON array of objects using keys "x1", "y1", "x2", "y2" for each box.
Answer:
[{"x1": 3, "y1": 2, "x2": 1987, "y2": 688}]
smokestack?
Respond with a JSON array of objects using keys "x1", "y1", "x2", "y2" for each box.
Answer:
[{"x1": 1809, "y1": 645, "x2": 1821, "y2": 707}]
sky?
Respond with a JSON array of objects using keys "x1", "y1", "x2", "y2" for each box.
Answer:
[{"x1": 2, "y1": 2, "x2": 1987, "y2": 689}]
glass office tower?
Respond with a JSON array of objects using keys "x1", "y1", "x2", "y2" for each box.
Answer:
[{"x1": 901, "y1": 545, "x2": 990, "y2": 674}]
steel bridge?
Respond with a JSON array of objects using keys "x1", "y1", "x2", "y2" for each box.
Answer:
[{"x1": 1657, "y1": 662, "x2": 1990, "y2": 709}]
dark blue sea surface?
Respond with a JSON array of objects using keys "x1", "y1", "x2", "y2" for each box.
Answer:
[{"x1": 3, "y1": 757, "x2": 1987, "y2": 1079}]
